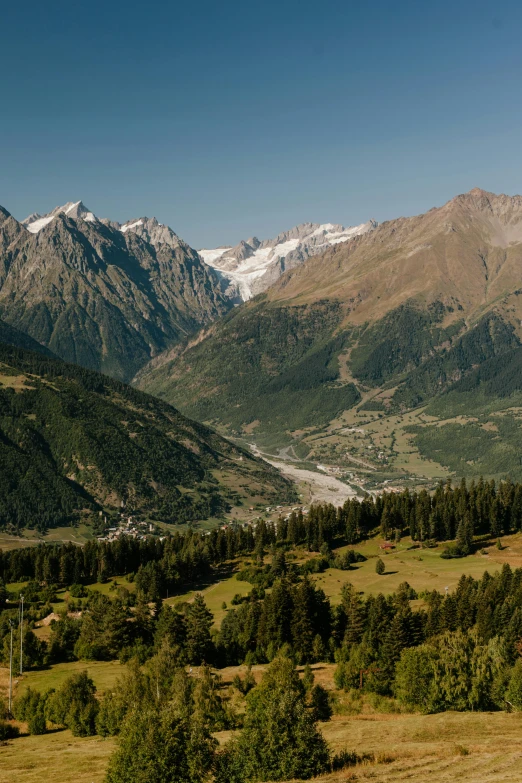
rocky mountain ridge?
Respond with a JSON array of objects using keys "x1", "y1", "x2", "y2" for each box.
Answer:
[
  {"x1": 0, "y1": 203, "x2": 231, "y2": 381},
  {"x1": 198, "y1": 219, "x2": 377, "y2": 300}
]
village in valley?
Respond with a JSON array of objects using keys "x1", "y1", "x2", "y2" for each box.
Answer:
[{"x1": 95, "y1": 504, "x2": 310, "y2": 543}]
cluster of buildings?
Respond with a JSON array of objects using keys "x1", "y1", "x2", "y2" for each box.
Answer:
[
  {"x1": 218, "y1": 505, "x2": 309, "y2": 533},
  {"x1": 96, "y1": 515, "x2": 161, "y2": 542}
]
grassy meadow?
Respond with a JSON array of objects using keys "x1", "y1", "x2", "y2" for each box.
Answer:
[
  {"x1": 17, "y1": 660, "x2": 122, "y2": 697},
  {"x1": 2, "y1": 662, "x2": 522, "y2": 783},
  {"x1": 161, "y1": 531, "x2": 522, "y2": 620},
  {"x1": 8, "y1": 532, "x2": 522, "y2": 630},
  {"x1": 165, "y1": 574, "x2": 253, "y2": 627},
  {"x1": 310, "y1": 533, "x2": 522, "y2": 605}
]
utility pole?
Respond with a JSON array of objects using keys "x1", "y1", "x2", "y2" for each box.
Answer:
[
  {"x1": 8, "y1": 620, "x2": 14, "y2": 717},
  {"x1": 19, "y1": 593, "x2": 24, "y2": 676},
  {"x1": 359, "y1": 666, "x2": 382, "y2": 689}
]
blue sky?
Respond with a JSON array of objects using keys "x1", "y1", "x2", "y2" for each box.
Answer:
[{"x1": 2, "y1": 0, "x2": 522, "y2": 247}]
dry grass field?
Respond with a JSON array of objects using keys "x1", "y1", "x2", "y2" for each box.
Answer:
[
  {"x1": 1, "y1": 702, "x2": 521, "y2": 783},
  {"x1": 16, "y1": 660, "x2": 123, "y2": 697},
  {"x1": 316, "y1": 711, "x2": 522, "y2": 783},
  {"x1": 1, "y1": 660, "x2": 522, "y2": 783},
  {"x1": 0, "y1": 731, "x2": 116, "y2": 783}
]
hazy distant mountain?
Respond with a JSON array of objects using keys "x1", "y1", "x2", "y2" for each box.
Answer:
[
  {"x1": 198, "y1": 220, "x2": 377, "y2": 300},
  {"x1": 0, "y1": 202, "x2": 231, "y2": 381}
]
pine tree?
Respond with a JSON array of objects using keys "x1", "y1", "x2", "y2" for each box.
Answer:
[
  {"x1": 309, "y1": 684, "x2": 332, "y2": 721},
  {"x1": 193, "y1": 664, "x2": 230, "y2": 730},
  {"x1": 312, "y1": 634, "x2": 327, "y2": 662},
  {"x1": 455, "y1": 513, "x2": 473, "y2": 556},
  {"x1": 221, "y1": 656, "x2": 330, "y2": 782},
  {"x1": 258, "y1": 579, "x2": 293, "y2": 655},
  {"x1": 302, "y1": 664, "x2": 315, "y2": 692},
  {"x1": 340, "y1": 583, "x2": 366, "y2": 647},
  {"x1": 271, "y1": 550, "x2": 287, "y2": 577},
  {"x1": 291, "y1": 579, "x2": 317, "y2": 663},
  {"x1": 105, "y1": 703, "x2": 216, "y2": 783},
  {"x1": 186, "y1": 594, "x2": 214, "y2": 664},
  {"x1": 378, "y1": 611, "x2": 410, "y2": 687},
  {"x1": 154, "y1": 604, "x2": 187, "y2": 659}
]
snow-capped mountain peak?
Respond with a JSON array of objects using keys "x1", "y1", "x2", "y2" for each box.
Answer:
[
  {"x1": 117, "y1": 216, "x2": 187, "y2": 251},
  {"x1": 19, "y1": 202, "x2": 377, "y2": 303},
  {"x1": 199, "y1": 219, "x2": 377, "y2": 301},
  {"x1": 120, "y1": 219, "x2": 144, "y2": 233},
  {"x1": 23, "y1": 201, "x2": 97, "y2": 233}
]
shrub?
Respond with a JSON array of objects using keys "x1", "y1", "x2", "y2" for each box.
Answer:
[
  {"x1": 28, "y1": 708, "x2": 47, "y2": 735},
  {"x1": 13, "y1": 687, "x2": 42, "y2": 722},
  {"x1": 105, "y1": 705, "x2": 216, "y2": 783},
  {"x1": 309, "y1": 684, "x2": 332, "y2": 721},
  {"x1": 68, "y1": 584, "x2": 87, "y2": 598},
  {"x1": 219, "y1": 656, "x2": 330, "y2": 781},
  {"x1": 395, "y1": 646, "x2": 438, "y2": 712},
  {"x1": 0, "y1": 720, "x2": 20, "y2": 740},
  {"x1": 506, "y1": 659, "x2": 522, "y2": 710},
  {"x1": 331, "y1": 749, "x2": 359, "y2": 770},
  {"x1": 46, "y1": 671, "x2": 98, "y2": 736}
]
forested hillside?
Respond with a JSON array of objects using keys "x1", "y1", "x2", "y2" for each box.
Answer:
[
  {"x1": 0, "y1": 318, "x2": 55, "y2": 356},
  {"x1": 0, "y1": 342, "x2": 294, "y2": 532},
  {"x1": 137, "y1": 299, "x2": 360, "y2": 433}
]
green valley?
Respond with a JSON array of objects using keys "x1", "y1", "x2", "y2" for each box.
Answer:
[{"x1": 137, "y1": 190, "x2": 522, "y2": 490}]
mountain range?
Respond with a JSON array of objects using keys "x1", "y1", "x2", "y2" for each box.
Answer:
[
  {"x1": 3, "y1": 188, "x2": 522, "y2": 489},
  {"x1": 198, "y1": 220, "x2": 376, "y2": 301},
  {"x1": 0, "y1": 201, "x2": 375, "y2": 382},
  {"x1": 136, "y1": 189, "x2": 522, "y2": 483},
  {"x1": 0, "y1": 201, "x2": 230, "y2": 382}
]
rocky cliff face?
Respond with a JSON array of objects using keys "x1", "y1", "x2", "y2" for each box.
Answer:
[{"x1": 0, "y1": 203, "x2": 231, "y2": 381}]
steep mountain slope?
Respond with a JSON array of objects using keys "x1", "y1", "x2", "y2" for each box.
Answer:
[
  {"x1": 199, "y1": 220, "x2": 376, "y2": 300},
  {"x1": 0, "y1": 317, "x2": 55, "y2": 356},
  {"x1": 0, "y1": 341, "x2": 294, "y2": 531},
  {"x1": 0, "y1": 204, "x2": 231, "y2": 381},
  {"x1": 137, "y1": 189, "x2": 522, "y2": 482}
]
